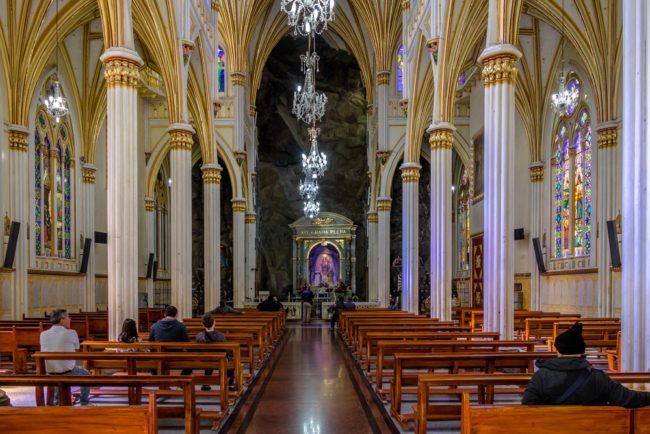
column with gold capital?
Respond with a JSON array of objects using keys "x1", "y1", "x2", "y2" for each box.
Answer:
[
  {"x1": 168, "y1": 123, "x2": 195, "y2": 320},
  {"x1": 231, "y1": 73, "x2": 247, "y2": 160},
  {"x1": 202, "y1": 163, "x2": 222, "y2": 312},
  {"x1": 428, "y1": 124, "x2": 455, "y2": 321},
  {"x1": 8, "y1": 125, "x2": 29, "y2": 320},
  {"x1": 245, "y1": 211, "x2": 257, "y2": 301},
  {"x1": 81, "y1": 163, "x2": 98, "y2": 312},
  {"x1": 144, "y1": 196, "x2": 155, "y2": 308},
  {"x1": 99, "y1": 48, "x2": 142, "y2": 340},
  {"x1": 400, "y1": 163, "x2": 421, "y2": 313},
  {"x1": 478, "y1": 45, "x2": 521, "y2": 340},
  {"x1": 232, "y1": 198, "x2": 247, "y2": 307},
  {"x1": 377, "y1": 197, "x2": 392, "y2": 307},
  {"x1": 367, "y1": 211, "x2": 378, "y2": 302},
  {"x1": 528, "y1": 162, "x2": 544, "y2": 311}
]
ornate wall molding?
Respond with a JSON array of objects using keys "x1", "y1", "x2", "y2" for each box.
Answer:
[
  {"x1": 28, "y1": 269, "x2": 86, "y2": 277},
  {"x1": 540, "y1": 267, "x2": 598, "y2": 276}
]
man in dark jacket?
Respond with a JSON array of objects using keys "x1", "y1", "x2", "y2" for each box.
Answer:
[
  {"x1": 301, "y1": 287, "x2": 314, "y2": 324},
  {"x1": 523, "y1": 322, "x2": 650, "y2": 408},
  {"x1": 148, "y1": 305, "x2": 191, "y2": 375},
  {"x1": 210, "y1": 300, "x2": 245, "y2": 315},
  {"x1": 329, "y1": 295, "x2": 346, "y2": 330},
  {"x1": 343, "y1": 297, "x2": 356, "y2": 312},
  {"x1": 196, "y1": 313, "x2": 235, "y2": 391}
]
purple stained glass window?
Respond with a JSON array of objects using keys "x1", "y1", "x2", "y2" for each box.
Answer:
[
  {"x1": 397, "y1": 46, "x2": 404, "y2": 92},
  {"x1": 218, "y1": 47, "x2": 225, "y2": 93}
]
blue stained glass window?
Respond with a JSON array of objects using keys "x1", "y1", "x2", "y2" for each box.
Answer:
[
  {"x1": 397, "y1": 46, "x2": 404, "y2": 92},
  {"x1": 218, "y1": 47, "x2": 225, "y2": 93}
]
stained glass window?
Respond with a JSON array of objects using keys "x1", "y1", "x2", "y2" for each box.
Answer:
[
  {"x1": 397, "y1": 46, "x2": 404, "y2": 93},
  {"x1": 218, "y1": 47, "x2": 226, "y2": 93},
  {"x1": 34, "y1": 76, "x2": 75, "y2": 259},
  {"x1": 458, "y1": 168, "x2": 470, "y2": 270},
  {"x1": 552, "y1": 78, "x2": 592, "y2": 259},
  {"x1": 458, "y1": 73, "x2": 466, "y2": 88}
]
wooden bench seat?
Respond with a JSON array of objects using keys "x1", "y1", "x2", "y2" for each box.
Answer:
[
  {"x1": 523, "y1": 317, "x2": 620, "y2": 341},
  {"x1": 338, "y1": 311, "x2": 415, "y2": 337},
  {"x1": 347, "y1": 319, "x2": 454, "y2": 349},
  {"x1": 548, "y1": 322, "x2": 621, "y2": 363},
  {"x1": 0, "y1": 328, "x2": 28, "y2": 374}
]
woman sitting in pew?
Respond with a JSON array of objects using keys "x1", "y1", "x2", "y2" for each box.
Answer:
[
  {"x1": 523, "y1": 323, "x2": 650, "y2": 408},
  {"x1": 116, "y1": 319, "x2": 149, "y2": 352}
]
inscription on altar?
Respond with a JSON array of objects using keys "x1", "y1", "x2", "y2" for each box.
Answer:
[{"x1": 298, "y1": 229, "x2": 349, "y2": 236}]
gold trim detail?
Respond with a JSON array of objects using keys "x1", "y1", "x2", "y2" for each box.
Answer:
[
  {"x1": 28, "y1": 269, "x2": 86, "y2": 277},
  {"x1": 104, "y1": 57, "x2": 140, "y2": 88},
  {"x1": 250, "y1": 106, "x2": 256, "y2": 117},
  {"x1": 401, "y1": 0, "x2": 410, "y2": 10},
  {"x1": 611, "y1": 266, "x2": 621, "y2": 273},
  {"x1": 245, "y1": 214, "x2": 256, "y2": 224},
  {"x1": 169, "y1": 130, "x2": 193, "y2": 151},
  {"x1": 82, "y1": 167, "x2": 96, "y2": 184},
  {"x1": 597, "y1": 128, "x2": 617, "y2": 149},
  {"x1": 231, "y1": 73, "x2": 246, "y2": 87},
  {"x1": 482, "y1": 54, "x2": 518, "y2": 87},
  {"x1": 377, "y1": 200, "x2": 391, "y2": 212},
  {"x1": 145, "y1": 199, "x2": 154, "y2": 212},
  {"x1": 0, "y1": 267, "x2": 15, "y2": 274},
  {"x1": 377, "y1": 72, "x2": 391, "y2": 86},
  {"x1": 514, "y1": 272, "x2": 531, "y2": 278},
  {"x1": 540, "y1": 268, "x2": 598, "y2": 276},
  {"x1": 401, "y1": 166, "x2": 421, "y2": 183},
  {"x1": 367, "y1": 214, "x2": 379, "y2": 224},
  {"x1": 202, "y1": 167, "x2": 222, "y2": 184},
  {"x1": 232, "y1": 202, "x2": 247, "y2": 213},
  {"x1": 311, "y1": 217, "x2": 336, "y2": 225},
  {"x1": 211, "y1": 1, "x2": 219, "y2": 11},
  {"x1": 9, "y1": 130, "x2": 28, "y2": 152},
  {"x1": 368, "y1": 106, "x2": 373, "y2": 116},
  {"x1": 530, "y1": 165, "x2": 544, "y2": 183},
  {"x1": 429, "y1": 129, "x2": 454, "y2": 151}
]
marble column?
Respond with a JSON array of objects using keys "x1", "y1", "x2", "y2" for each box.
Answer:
[
  {"x1": 232, "y1": 198, "x2": 247, "y2": 307},
  {"x1": 377, "y1": 73, "x2": 390, "y2": 152},
  {"x1": 377, "y1": 197, "x2": 392, "y2": 308},
  {"x1": 245, "y1": 211, "x2": 256, "y2": 301},
  {"x1": 621, "y1": 0, "x2": 649, "y2": 372},
  {"x1": 168, "y1": 123, "x2": 194, "y2": 320},
  {"x1": 596, "y1": 123, "x2": 618, "y2": 318},
  {"x1": 202, "y1": 163, "x2": 222, "y2": 313},
  {"x1": 8, "y1": 126, "x2": 29, "y2": 320},
  {"x1": 367, "y1": 211, "x2": 378, "y2": 301},
  {"x1": 231, "y1": 73, "x2": 246, "y2": 156},
  {"x1": 99, "y1": 48, "x2": 143, "y2": 340},
  {"x1": 428, "y1": 125, "x2": 454, "y2": 321},
  {"x1": 401, "y1": 163, "x2": 421, "y2": 314},
  {"x1": 81, "y1": 164, "x2": 98, "y2": 312},
  {"x1": 528, "y1": 162, "x2": 544, "y2": 311},
  {"x1": 478, "y1": 44, "x2": 521, "y2": 340},
  {"x1": 144, "y1": 196, "x2": 155, "y2": 307}
]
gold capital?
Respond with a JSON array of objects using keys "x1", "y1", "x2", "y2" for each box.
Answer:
[
  {"x1": 202, "y1": 167, "x2": 222, "y2": 184},
  {"x1": 377, "y1": 200, "x2": 391, "y2": 212},
  {"x1": 231, "y1": 73, "x2": 246, "y2": 87},
  {"x1": 245, "y1": 214, "x2": 256, "y2": 224},
  {"x1": 232, "y1": 201, "x2": 247, "y2": 213},
  {"x1": 82, "y1": 167, "x2": 96, "y2": 184},
  {"x1": 250, "y1": 106, "x2": 256, "y2": 117},
  {"x1": 377, "y1": 72, "x2": 391, "y2": 86},
  {"x1": 169, "y1": 130, "x2": 193, "y2": 151},
  {"x1": 145, "y1": 199, "x2": 155, "y2": 212},
  {"x1": 8, "y1": 130, "x2": 28, "y2": 152},
  {"x1": 529, "y1": 165, "x2": 544, "y2": 183},
  {"x1": 368, "y1": 213, "x2": 379, "y2": 224},
  {"x1": 429, "y1": 129, "x2": 454, "y2": 151},
  {"x1": 401, "y1": 0, "x2": 410, "y2": 10},
  {"x1": 211, "y1": 1, "x2": 219, "y2": 12},
  {"x1": 597, "y1": 127, "x2": 618, "y2": 149},
  {"x1": 401, "y1": 166, "x2": 421, "y2": 184},
  {"x1": 368, "y1": 106, "x2": 373, "y2": 116},
  {"x1": 482, "y1": 54, "x2": 518, "y2": 87},
  {"x1": 104, "y1": 57, "x2": 140, "y2": 88}
]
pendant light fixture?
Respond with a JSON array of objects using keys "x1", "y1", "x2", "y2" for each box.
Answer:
[
  {"x1": 44, "y1": 0, "x2": 69, "y2": 123},
  {"x1": 550, "y1": 0, "x2": 579, "y2": 117}
]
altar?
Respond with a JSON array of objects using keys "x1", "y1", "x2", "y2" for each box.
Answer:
[{"x1": 289, "y1": 213, "x2": 358, "y2": 294}]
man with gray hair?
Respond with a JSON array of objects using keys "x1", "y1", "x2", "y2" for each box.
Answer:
[{"x1": 39, "y1": 309, "x2": 91, "y2": 406}]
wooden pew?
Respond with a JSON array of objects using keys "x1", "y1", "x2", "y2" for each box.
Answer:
[
  {"x1": 414, "y1": 372, "x2": 650, "y2": 434},
  {"x1": 184, "y1": 317, "x2": 280, "y2": 346},
  {"x1": 185, "y1": 325, "x2": 268, "y2": 365},
  {"x1": 459, "y1": 392, "x2": 650, "y2": 434},
  {"x1": 470, "y1": 311, "x2": 579, "y2": 331},
  {"x1": 548, "y1": 322, "x2": 621, "y2": 363},
  {"x1": 608, "y1": 331, "x2": 622, "y2": 373},
  {"x1": 80, "y1": 341, "x2": 245, "y2": 393},
  {"x1": 0, "y1": 328, "x2": 28, "y2": 374},
  {"x1": 363, "y1": 332, "x2": 501, "y2": 374},
  {"x1": 0, "y1": 376, "x2": 199, "y2": 434},
  {"x1": 389, "y1": 351, "x2": 557, "y2": 429},
  {"x1": 373, "y1": 340, "x2": 535, "y2": 402},
  {"x1": 338, "y1": 310, "x2": 406, "y2": 337},
  {"x1": 347, "y1": 319, "x2": 453, "y2": 350},
  {"x1": 523, "y1": 317, "x2": 620, "y2": 341},
  {"x1": 0, "y1": 403, "x2": 158, "y2": 434},
  {"x1": 0, "y1": 318, "x2": 93, "y2": 341},
  {"x1": 33, "y1": 351, "x2": 230, "y2": 429}
]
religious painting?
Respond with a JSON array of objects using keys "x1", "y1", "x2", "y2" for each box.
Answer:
[
  {"x1": 472, "y1": 130, "x2": 484, "y2": 200},
  {"x1": 308, "y1": 244, "x2": 340, "y2": 287},
  {"x1": 471, "y1": 235, "x2": 484, "y2": 308}
]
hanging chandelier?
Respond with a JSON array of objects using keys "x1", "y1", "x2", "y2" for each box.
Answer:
[
  {"x1": 44, "y1": 78, "x2": 69, "y2": 123},
  {"x1": 299, "y1": 177, "x2": 319, "y2": 199},
  {"x1": 302, "y1": 127, "x2": 327, "y2": 178},
  {"x1": 304, "y1": 197, "x2": 321, "y2": 218},
  {"x1": 551, "y1": 70, "x2": 579, "y2": 117},
  {"x1": 281, "y1": 0, "x2": 335, "y2": 36},
  {"x1": 293, "y1": 51, "x2": 327, "y2": 124}
]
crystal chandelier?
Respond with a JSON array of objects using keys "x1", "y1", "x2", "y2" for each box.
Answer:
[
  {"x1": 551, "y1": 70, "x2": 579, "y2": 116},
  {"x1": 299, "y1": 177, "x2": 319, "y2": 199},
  {"x1": 281, "y1": 0, "x2": 335, "y2": 36},
  {"x1": 304, "y1": 197, "x2": 320, "y2": 218},
  {"x1": 302, "y1": 127, "x2": 327, "y2": 179},
  {"x1": 293, "y1": 51, "x2": 327, "y2": 124},
  {"x1": 44, "y1": 78, "x2": 69, "y2": 122}
]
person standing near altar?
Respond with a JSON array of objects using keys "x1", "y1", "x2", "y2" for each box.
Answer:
[{"x1": 301, "y1": 286, "x2": 314, "y2": 324}]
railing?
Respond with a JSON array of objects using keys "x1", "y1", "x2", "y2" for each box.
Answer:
[{"x1": 138, "y1": 67, "x2": 165, "y2": 97}]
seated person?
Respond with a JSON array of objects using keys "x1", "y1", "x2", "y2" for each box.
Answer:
[
  {"x1": 148, "y1": 305, "x2": 191, "y2": 375},
  {"x1": 343, "y1": 296, "x2": 356, "y2": 312},
  {"x1": 270, "y1": 296, "x2": 284, "y2": 311},
  {"x1": 388, "y1": 299, "x2": 398, "y2": 310},
  {"x1": 117, "y1": 318, "x2": 149, "y2": 352},
  {"x1": 329, "y1": 295, "x2": 346, "y2": 330},
  {"x1": 258, "y1": 295, "x2": 282, "y2": 312},
  {"x1": 210, "y1": 300, "x2": 245, "y2": 315},
  {"x1": 196, "y1": 313, "x2": 236, "y2": 391},
  {"x1": 40, "y1": 309, "x2": 91, "y2": 406},
  {"x1": 523, "y1": 322, "x2": 650, "y2": 407}
]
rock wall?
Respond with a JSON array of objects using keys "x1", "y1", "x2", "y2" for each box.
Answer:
[{"x1": 255, "y1": 35, "x2": 369, "y2": 300}]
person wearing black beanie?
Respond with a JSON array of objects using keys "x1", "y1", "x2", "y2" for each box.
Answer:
[{"x1": 523, "y1": 322, "x2": 650, "y2": 407}]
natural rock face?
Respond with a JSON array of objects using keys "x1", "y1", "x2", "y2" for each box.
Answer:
[
  {"x1": 389, "y1": 143, "x2": 432, "y2": 312},
  {"x1": 255, "y1": 35, "x2": 368, "y2": 299}
]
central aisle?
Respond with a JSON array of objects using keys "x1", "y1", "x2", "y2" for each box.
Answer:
[{"x1": 220, "y1": 322, "x2": 397, "y2": 434}]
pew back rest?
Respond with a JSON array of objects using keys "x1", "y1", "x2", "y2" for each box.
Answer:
[{"x1": 0, "y1": 405, "x2": 155, "y2": 434}]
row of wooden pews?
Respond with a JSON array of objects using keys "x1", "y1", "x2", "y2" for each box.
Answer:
[
  {"x1": 337, "y1": 308, "x2": 644, "y2": 433},
  {"x1": 0, "y1": 307, "x2": 286, "y2": 432}
]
